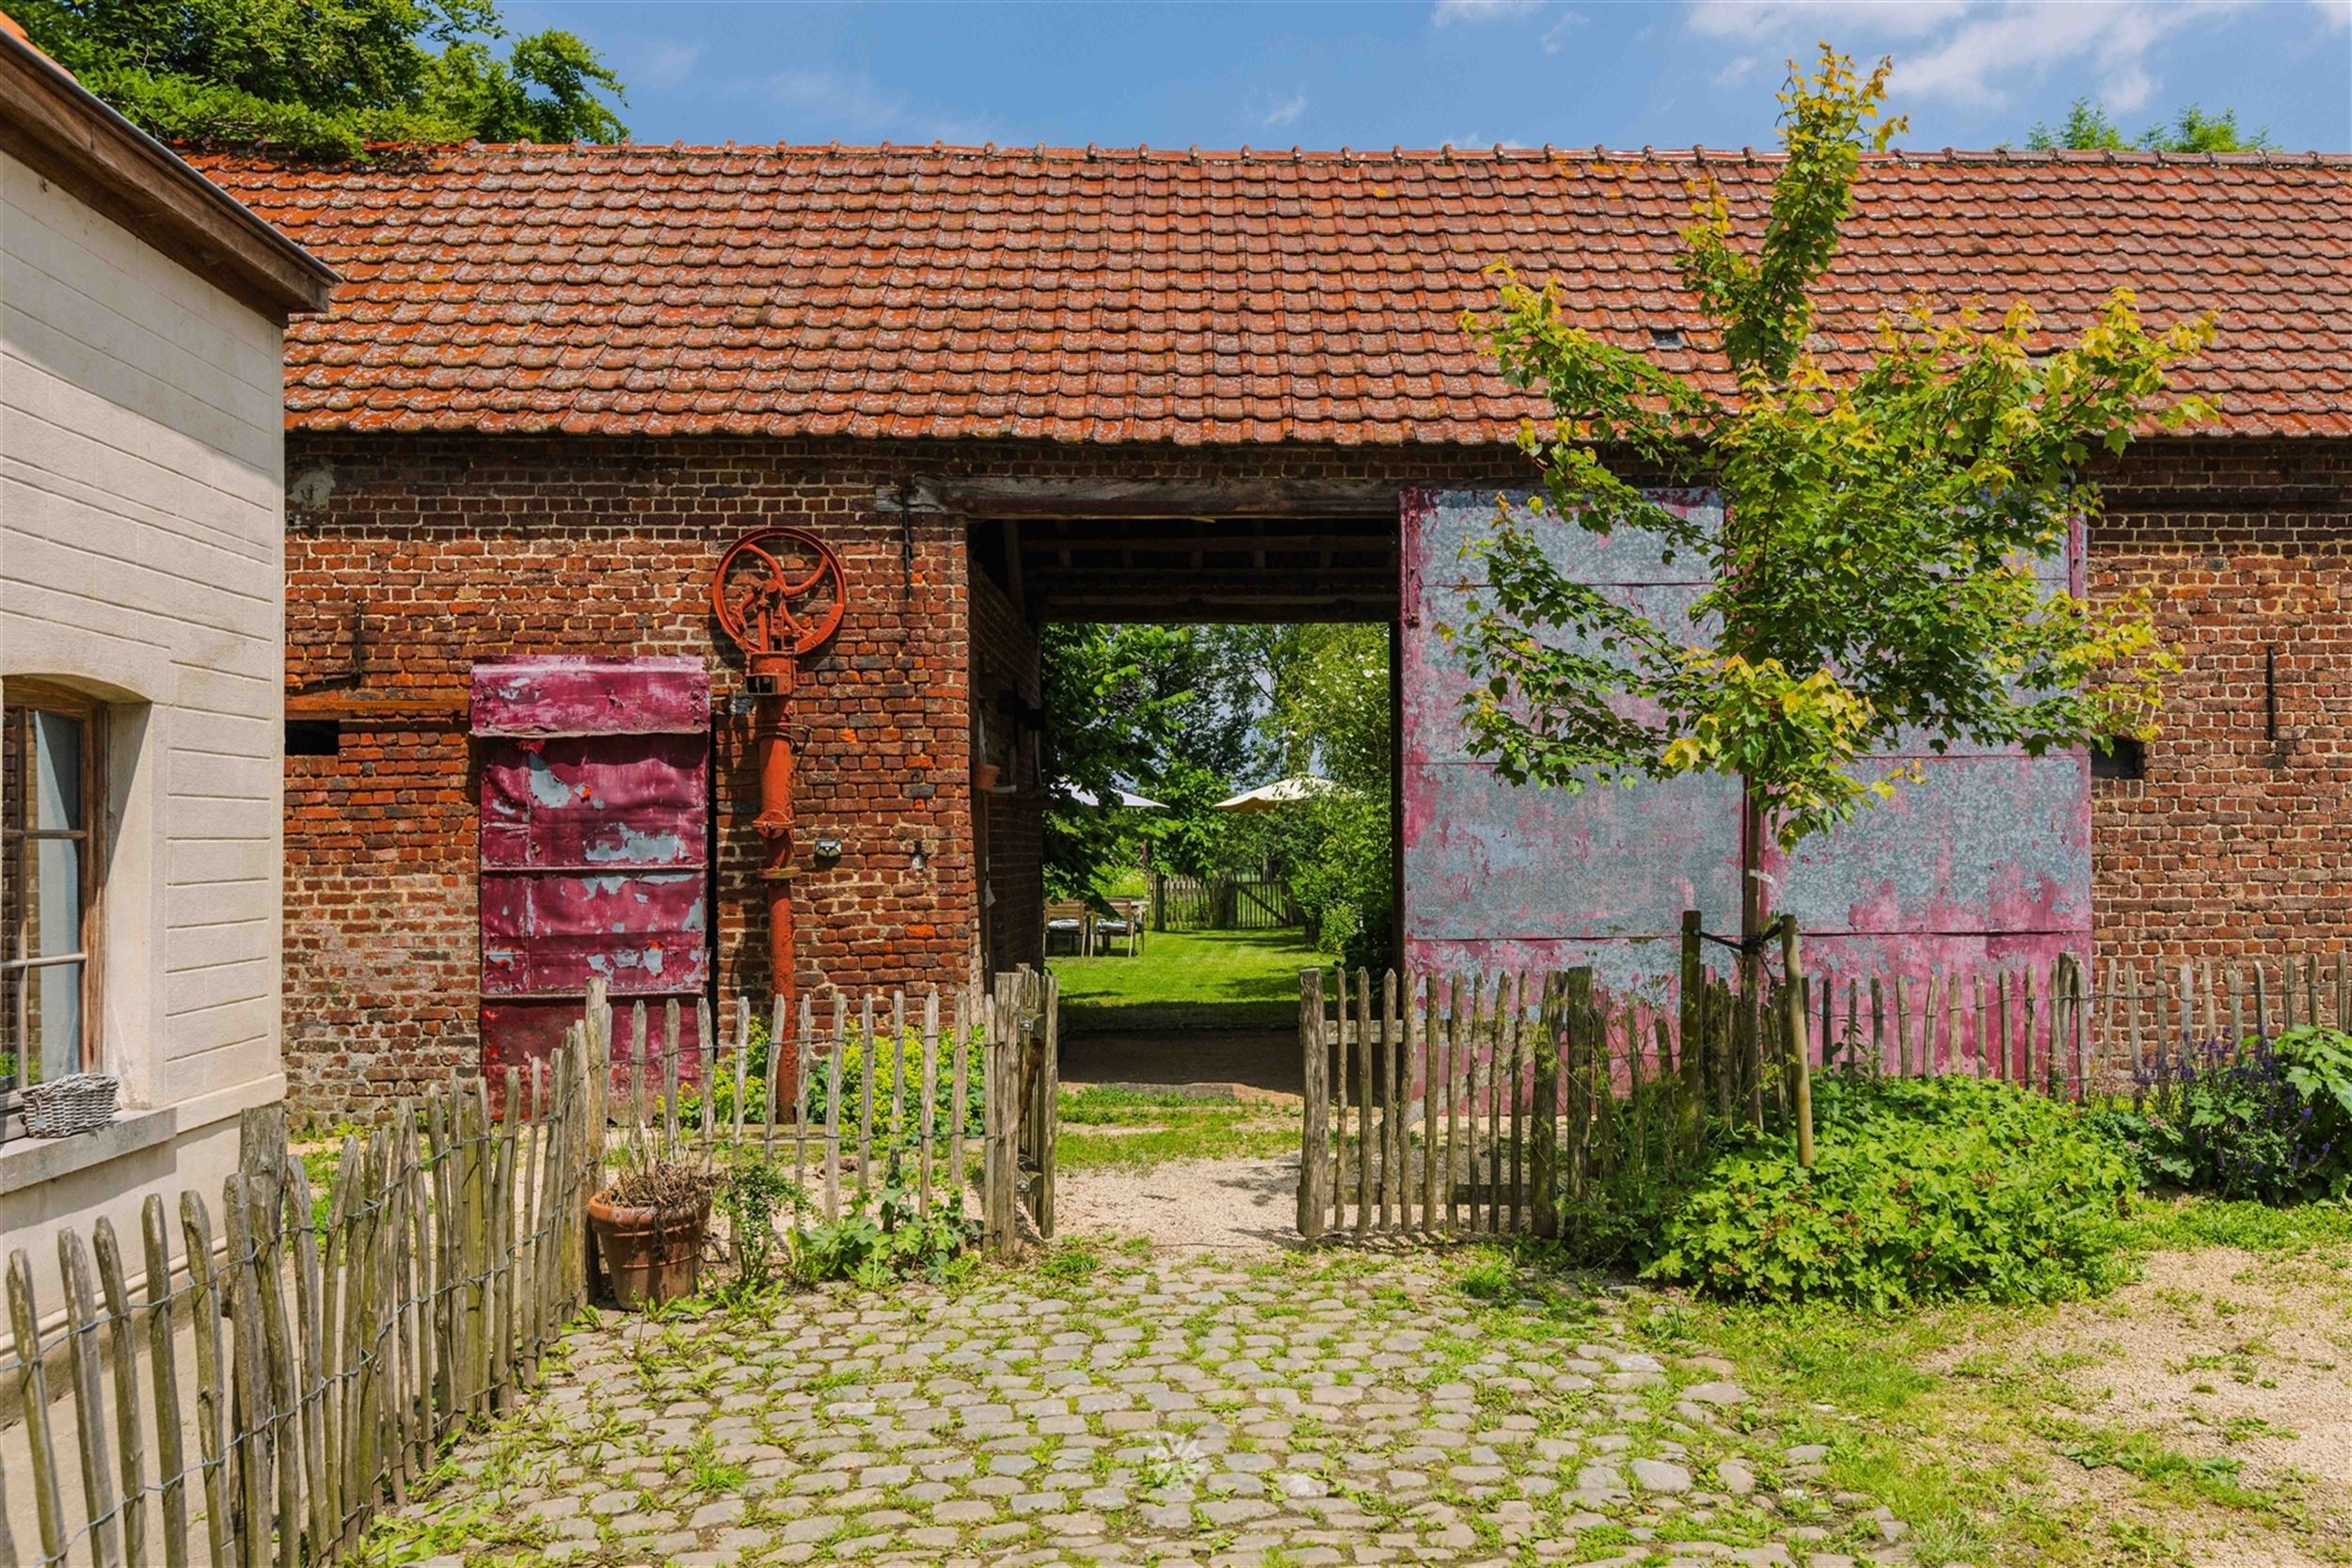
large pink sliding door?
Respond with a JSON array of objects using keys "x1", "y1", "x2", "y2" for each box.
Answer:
[
  {"x1": 1398, "y1": 488, "x2": 2091, "y2": 993},
  {"x1": 472, "y1": 657, "x2": 711, "y2": 1086}
]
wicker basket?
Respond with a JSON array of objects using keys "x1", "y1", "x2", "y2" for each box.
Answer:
[{"x1": 22, "y1": 1073, "x2": 119, "y2": 1138}]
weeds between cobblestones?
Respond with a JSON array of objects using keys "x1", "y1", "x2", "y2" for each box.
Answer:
[{"x1": 366, "y1": 1242, "x2": 1918, "y2": 1567}]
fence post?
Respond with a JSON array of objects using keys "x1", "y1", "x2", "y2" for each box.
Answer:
[
  {"x1": 1295, "y1": 969, "x2": 1327, "y2": 1239},
  {"x1": 220, "y1": 1175, "x2": 271, "y2": 1568},
  {"x1": 1530, "y1": 973, "x2": 1563, "y2": 1239},
  {"x1": 985, "y1": 972, "x2": 1021, "y2": 1256},
  {"x1": 1677, "y1": 911, "x2": 1705, "y2": 1159},
  {"x1": 1037, "y1": 974, "x2": 1060, "y2": 1239},
  {"x1": 1563, "y1": 968, "x2": 1593, "y2": 1209},
  {"x1": 179, "y1": 1195, "x2": 235, "y2": 1566},
  {"x1": 2070, "y1": 954, "x2": 2090, "y2": 1101},
  {"x1": 237, "y1": 1109, "x2": 302, "y2": 1568},
  {"x1": 1780, "y1": 915, "x2": 1814, "y2": 1167},
  {"x1": 140, "y1": 1196, "x2": 193, "y2": 1568},
  {"x1": 581, "y1": 978, "x2": 611, "y2": 1301},
  {"x1": 7, "y1": 1250, "x2": 70, "y2": 1565},
  {"x1": 89, "y1": 1219, "x2": 148, "y2": 1567},
  {"x1": 280, "y1": 1157, "x2": 333, "y2": 1556}
]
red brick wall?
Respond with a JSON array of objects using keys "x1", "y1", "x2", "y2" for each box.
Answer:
[
  {"x1": 276, "y1": 430, "x2": 2351, "y2": 1117},
  {"x1": 2090, "y1": 438, "x2": 2352, "y2": 966},
  {"x1": 280, "y1": 434, "x2": 1531, "y2": 1117},
  {"x1": 283, "y1": 436, "x2": 985, "y2": 1118}
]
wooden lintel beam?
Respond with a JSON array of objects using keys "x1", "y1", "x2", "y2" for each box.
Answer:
[
  {"x1": 1034, "y1": 600, "x2": 1394, "y2": 625},
  {"x1": 879, "y1": 477, "x2": 1408, "y2": 519},
  {"x1": 285, "y1": 689, "x2": 469, "y2": 725},
  {"x1": 1017, "y1": 528, "x2": 1395, "y2": 553}
]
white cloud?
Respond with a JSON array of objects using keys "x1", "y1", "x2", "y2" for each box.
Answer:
[
  {"x1": 1688, "y1": 1, "x2": 1970, "y2": 43},
  {"x1": 767, "y1": 69, "x2": 908, "y2": 135},
  {"x1": 1541, "y1": 10, "x2": 1590, "y2": 51},
  {"x1": 1259, "y1": 91, "x2": 1310, "y2": 129},
  {"x1": 1432, "y1": 0, "x2": 1547, "y2": 27},
  {"x1": 1899, "y1": 2, "x2": 2237, "y2": 112},
  {"x1": 1683, "y1": 1, "x2": 2247, "y2": 115},
  {"x1": 2313, "y1": 0, "x2": 2350, "y2": 29},
  {"x1": 628, "y1": 40, "x2": 704, "y2": 92}
]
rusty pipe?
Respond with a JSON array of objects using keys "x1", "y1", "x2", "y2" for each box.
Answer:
[{"x1": 750, "y1": 654, "x2": 801, "y2": 1111}]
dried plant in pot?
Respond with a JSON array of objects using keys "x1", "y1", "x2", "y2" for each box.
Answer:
[
  {"x1": 588, "y1": 1004, "x2": 723, "y2": 1309},
  {"x1": 590, "y1": 1154, "x2": 720, "y2": 1309}
]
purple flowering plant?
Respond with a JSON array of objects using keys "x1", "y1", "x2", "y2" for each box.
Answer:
[{"x1": 2128, "y1": 1026, "x2": 2352, "y2": 1204}]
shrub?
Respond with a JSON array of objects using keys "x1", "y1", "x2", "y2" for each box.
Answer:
[
  {"x1": 2137, "y1": 1028, "x2": 2352, "y2": 1203},
  {"x1": 2080, "y1": 1103, "x2": 2193, "y2": 1191},
  {"x1": 712, "y1": 1155, "x2": 810, "y2": 1301},
  {"x1": 1647, "y1": 1076, "x2": 2135, "y2": 1308},
  {"x1": 684, "y1": 1018, "x2": 985, "y2": 1140},
  {"x1": 789, "y1": 1166, "x2": 977, "y2": 1288}
]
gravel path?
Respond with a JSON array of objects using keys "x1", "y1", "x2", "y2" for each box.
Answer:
[
  {"x1": 1050, "y1": 1157, "x2": 1303, "y2": 1252},
  {"x1": 382, "y1": 1249, "x2": 1915, "y2": 1566},
  {"x1": 1953, "y1": 1243, "x2": 2352, "y2": 1566}
]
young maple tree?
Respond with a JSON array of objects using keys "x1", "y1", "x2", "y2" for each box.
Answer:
[{"x1": 1446, "y1": 45, "x2": 2213, "y2": 964}]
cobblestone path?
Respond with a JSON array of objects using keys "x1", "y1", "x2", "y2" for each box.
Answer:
[{"x1": 395, "y1": 1246, "x2": 1916, "y2": 1567}]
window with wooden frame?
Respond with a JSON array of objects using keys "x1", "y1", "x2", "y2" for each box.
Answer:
[{"x1": 1, "y1": 680, "x2": 105, "y2": 1111}]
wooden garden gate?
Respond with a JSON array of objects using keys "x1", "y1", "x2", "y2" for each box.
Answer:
[
  {"x1": 1295, "y1": 926, "x2": 2122, "y2": 1243},
  {"x1": 993, "y1": 964, "x2": 1061, "y2": 1245}
]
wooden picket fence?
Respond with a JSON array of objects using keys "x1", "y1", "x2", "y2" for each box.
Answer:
[
  {"x1": 1, "y1": 1036, "x2": 597, "y2": 1568},
  {"x1": 591, "y1": 965, "x2": 1059, "y2": 1253},
  {"x1": 1150, "y1": 867, "x2": 1300, "y2": 932},
  {"x1": 0, "y1": 967, "x2": 1060, "y2": 1566},
  {"x1": 1297, "y1": 915, "x2": 2348, "y2": 1242}
]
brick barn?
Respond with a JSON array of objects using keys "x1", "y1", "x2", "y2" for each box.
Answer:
[{"x1": 197, "y1": 144, "x2": 2352, "y2": 1120}]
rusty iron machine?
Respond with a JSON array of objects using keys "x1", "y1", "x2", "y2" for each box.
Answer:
[{"x1": 711, "y1": 528, "x2": 847, "y2": 1105}]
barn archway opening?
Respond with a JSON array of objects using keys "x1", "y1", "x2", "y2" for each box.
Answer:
[{"x1": 967, "y1": 510, "x2": 1400, "y2": 1104}]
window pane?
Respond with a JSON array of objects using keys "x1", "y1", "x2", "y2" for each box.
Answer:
[
  {"x1": 34, "y1": 957, "x2": 83, "y2": 1083},
  {"x1": 31, "y1": 709, "x2": 82, "y2": 831},
  {"x1": 0, "y1": 968, "x2": 19, "y2": 1090},
  {"x1": 0, "y1": 958, "x2": 83, "y2": 1089},
  {"x1": 29, "y1": 834, "x2": 84, "y2": 958}
]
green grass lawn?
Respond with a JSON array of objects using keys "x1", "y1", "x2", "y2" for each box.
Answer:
[
  {"x1": 1051, "y1": 926, "x2": 1330, "y2": 1034},
  {"x1": 1053, "y1": 1085, "x2": 1301, "y2": 1170}
]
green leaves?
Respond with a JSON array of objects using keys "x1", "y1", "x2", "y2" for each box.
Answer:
[
  {"x1": 2273, "y1": 1026, "x2": 2352, "y2": 1123},
  {"x1": 1452, "y1": 43, "x2": 2210, "y2": 866},
  {"x1": 1647, "y1": 1075, "x2": 2137, "y2": 1308},
  {"x1": 17, "y1": 0, "x2": 628, "y2": 158}
]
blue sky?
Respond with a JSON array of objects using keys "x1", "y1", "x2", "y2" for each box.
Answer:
[{"x1": 509, "y1": 1, "x2": 2352, "y2": 153}]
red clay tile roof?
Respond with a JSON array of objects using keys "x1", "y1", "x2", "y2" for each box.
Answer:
[{"x1": 194, "y1": 143, "x2": 2352, "y2": 443}]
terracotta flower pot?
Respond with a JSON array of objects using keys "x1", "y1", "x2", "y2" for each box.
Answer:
[
  {"x1": 974, "y1": 760, "x2": 1002, "y2": 793},
  {"x1": 588, "y1": 1189, "x2": 710, "y2": 1309}
]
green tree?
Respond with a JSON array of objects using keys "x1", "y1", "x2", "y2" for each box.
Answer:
[
  {"x1": 1262, "y1": 624, "x2": 1391, "y2": 794},
  {"x1": 1447, "y1": 46, "x2": 2209, "y2": 977},
  {"x1": 1038, "y1": 620, "x2": 1398, "y2": 965},
  {"x1": 1038, "y1": 624, "x2": 1264, "y2": 899},
  {"x1": 16, "y1": 0, "x2": 627, "y2": 160},
  {"x1": 2027, "y1": 96, "x2": 2274, "y2": 152},
  {"x1": 1254, "y1": 624, "x2": 1395, "y2": 966}
]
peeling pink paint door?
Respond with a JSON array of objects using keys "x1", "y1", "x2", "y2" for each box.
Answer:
[
  {"x1": 1399, "y1": 489, "x2": 2090, "y2": 998},
  {"x1": 472, "y1": 657, "x2": 711, "y2": 1092}
]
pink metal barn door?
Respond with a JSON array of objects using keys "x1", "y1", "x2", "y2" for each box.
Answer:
[
  {"x1": 1398, "y1": 488, "x2": 2091, "y2": 992},
  {"x1": 472, "y1": 657, "x2": 711, "y2": 1089}
]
